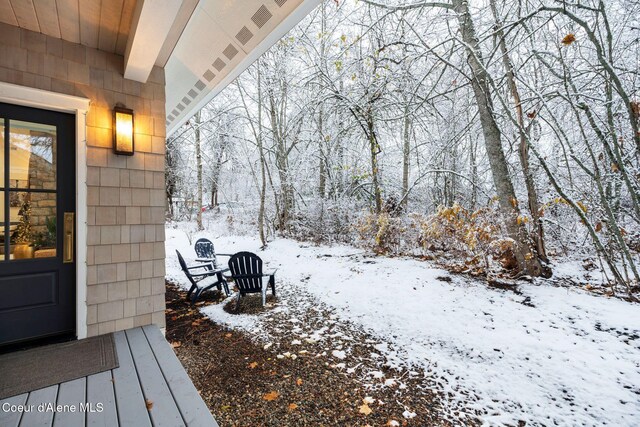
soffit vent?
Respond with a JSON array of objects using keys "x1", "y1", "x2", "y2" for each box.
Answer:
[
  {"x1": 274, "y1": 0, "x2": 287, "y2": 7},
  {"x1": 177, "y1": 104, "x2": 185, "y2": 111},
  {"x1": 182, "y1": 96, "x2": 191, "y2": 105},
  {"x1": 188, "y1": 89, "x2": 198, "y2": 98},
  {"x1": 223, "y1": 44, "x2": 239, "y2": 60},
  {"x1": 203, "y1": 69, "x2": 216, "y2": 82},
  {"x1": 195, "y1": 80, "x2": 206, "y2": 91},
  {"x1": 236, "y1": 26, "x2": 254, "y2": 45},
  {"x1": 213, "y1": 58, "x2": 226, "y2": 71},
  {"x1": 252, "y1": 5, "x2": 272, "y2": 29},
  {"x1": 172, "y1": 109, "x2": 179, "y2": 116}
]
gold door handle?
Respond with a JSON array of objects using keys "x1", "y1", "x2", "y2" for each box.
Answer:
[{"x1": 63, "y1": 212, "x2": 74, "y2": 263}]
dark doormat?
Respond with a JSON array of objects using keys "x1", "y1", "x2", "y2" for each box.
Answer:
[{"x1": 0, "y1": 334, "x2": 119, "y2": 399}]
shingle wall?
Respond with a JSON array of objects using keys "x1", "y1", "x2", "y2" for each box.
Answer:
[{"x1": 0, "y1": 22, "x2": 167, "y2": 336}]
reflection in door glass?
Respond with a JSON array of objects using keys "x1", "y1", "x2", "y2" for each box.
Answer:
[
  {"x1": 9, "y1": 120, "x2": 56, "y2": 190},
  {"x1": 8, "y1": 191, "x2": 57, "y2": 259},
  {"x1": 0, "y1": 121, "x2": 4, "y2": 187}
]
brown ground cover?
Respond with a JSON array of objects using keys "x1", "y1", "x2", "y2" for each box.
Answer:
[{"x1": 165, "y1": 281, "x2": 478, "y2": 427}]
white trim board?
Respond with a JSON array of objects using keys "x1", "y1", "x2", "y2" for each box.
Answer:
[{"x1": 0, "y1": 81, "x2": 90, "y2": 340}]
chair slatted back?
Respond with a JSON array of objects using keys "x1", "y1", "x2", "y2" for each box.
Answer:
[
  {"x1": 194, "y1": 238, "x2": 216, "y2": 265},
  {"x1": 228, "y1": 252, "x2": 263, "y2": 294}
]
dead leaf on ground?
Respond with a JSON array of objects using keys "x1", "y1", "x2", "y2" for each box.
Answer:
[
  {"x1": 248, "y1": 362, "x2": 258, "y2": 369},
  {"x1": 263, "y1": 391, "x2": 280, "y2": 401},
  {"x1": 171, "y1": 341, "x2": 182, "y2": 348},
  {"x1": 359, "y1": 403, "x2": 372, "y2": 415},
  {"x1": 288, "y1": 403, "x2": 298, "y2": 411},
  {"x1": 225, "y1": 333, "x2": 232, "y2": 338},
  {"x1": 296, "y1": 378, "x2": 303, "y2": 386},
  {"x1": 145, "y1": 399, "x2": 153, "y2": 410}
]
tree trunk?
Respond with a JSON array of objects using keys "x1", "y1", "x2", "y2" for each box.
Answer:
[
  {"x1": 452, "y1": 0, "x2": 547, "y2": 277},
  {"x1": 490, "y1": 0, "x2": 548, "y2": 263},
  {"x1": 318, "y1": 105, "x2": 326, "y2": 198},
  {"x1": 257, "y1": 63, "x2": 267, "y2": 247},
  {"x1": 367, "y1": 115, "x2": 383, "y2": 215},
  {"x1": 165, "y1": 138, "x2": 176, "y2": 219},
  {"x1": 469, "y1": 133, "x2": 478, "y2": 210},
  {"x1": 318, "y1": 2, "x2": 327, "y2": 199},
  {"x1": 194, "y1": 111, "x2": 203, "y2": 231},
  {"x1": 268, "y1": 89, "x2": 293, "y2": 233},
  {"x1": 335, "y1": 79, "x2": 345, "y2": 197},
  {"x1": 401, "y1": 105, "x2": 411, "y2": 209}
]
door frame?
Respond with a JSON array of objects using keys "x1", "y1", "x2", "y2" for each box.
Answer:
[{"x1": 0, "y1": 81, "x2": 90, "y2": 339}]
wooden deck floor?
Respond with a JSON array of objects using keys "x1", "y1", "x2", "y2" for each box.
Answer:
[{"x1": 0, "y1": 326, "x2": 218, "y2": 427}]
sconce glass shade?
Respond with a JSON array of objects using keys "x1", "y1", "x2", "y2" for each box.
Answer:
[{"x1": 113, "y1": 106, "x2": 134, "y2": 155}]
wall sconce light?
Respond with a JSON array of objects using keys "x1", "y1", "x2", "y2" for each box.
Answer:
[{"x1": 113, "y1": 104, "x2": 134, "y2": 156}]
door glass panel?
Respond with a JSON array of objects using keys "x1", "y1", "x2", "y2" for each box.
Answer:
[
  {"x1": 8, "y1": 191, "x2": 56, "y2": 259},
  {"x1": 0, "y1": 121, "x2": 4, "y2": 187},
  {"x1": 9, "y1": 120, "x2": 56, "y2": 190},
  {"x1": 0, "y1": 191, "x2": 4, "y2": 260}
]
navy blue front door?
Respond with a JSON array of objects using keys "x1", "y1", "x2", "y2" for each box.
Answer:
[{"x1": 0, "y1": 103, "x2": 76, "y2": 346}]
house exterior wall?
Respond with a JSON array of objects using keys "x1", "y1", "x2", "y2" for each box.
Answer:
[{"x1": 0, "y1": 23, "x2": 167, "y2": 336}]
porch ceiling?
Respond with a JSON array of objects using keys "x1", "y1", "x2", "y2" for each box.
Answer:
[
  {"x1": 164, "y1": 0, "x2": 322, "y2": 137},
  {"x1": 0, "y1": 0, "x2": 321, "y2": 137},
  {"x1": 0, "y1": 0, "x2": 137, "y2": 55}
]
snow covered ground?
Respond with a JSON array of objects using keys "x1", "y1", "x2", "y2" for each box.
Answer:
[{"x1": 166, "y1": 222, "x2": 640, "y2": 426}]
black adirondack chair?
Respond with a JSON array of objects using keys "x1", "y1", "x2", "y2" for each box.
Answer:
[
  {"x1": 194, "y1": 238, "x2": 232, "y2": 269},
  {"x1": 176, "y1": 250, "x2": 230, "y2": 304},
  {"x1": 227, "y1": 252, "x2": 276, "y2": 307}
]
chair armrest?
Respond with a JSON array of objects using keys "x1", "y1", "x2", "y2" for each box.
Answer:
[
  {"x1": 216, "y1": 253, "x2": 233, "y2": 257},
  {"x1": 187, "y1": 263, "x2": 213, "y2": 271},
  {"x1": 191, "y1": 271, "x2": 217, "y2": 278}
]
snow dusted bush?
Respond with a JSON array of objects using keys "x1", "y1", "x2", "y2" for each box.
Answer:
[
  {"x1": 353, "y1": 202, "x2": 522, "y2": 275},
  {"x1": 289, "y1": 198, "x2": 360, "y2": 244},
  {"x1": 356, "y1": 213, "x2": 421, "y2": 255}
]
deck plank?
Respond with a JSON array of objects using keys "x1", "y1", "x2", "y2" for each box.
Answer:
[
  {"x1": 2, "y1": 326, "x2": 216, "y2": 427},
  {"x1": 111, "y1": 331, "x2": 151, "y2": 427},
  {"x1": 19, "y1": 385, "x2": 58, "y2": 426},
  {"x1": 0, "y1": 393, "x2": 27, "y2": 427},
  {"x1": 52, "y1": 377, "x2": 86, "y2": 427},
  {"x1": 143, "y1": 325, "x2": 218, "y2": 427},
  {"x1": 86, "y1": 371, "x2": 117, "y2": 427},
  {"x1": 125, "y1": 328, "x2": 185, "y2": 427}
]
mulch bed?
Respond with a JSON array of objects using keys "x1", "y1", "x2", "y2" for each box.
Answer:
[{"x1": 165, "y1": 282, "x2": 469, "y2": 427}]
